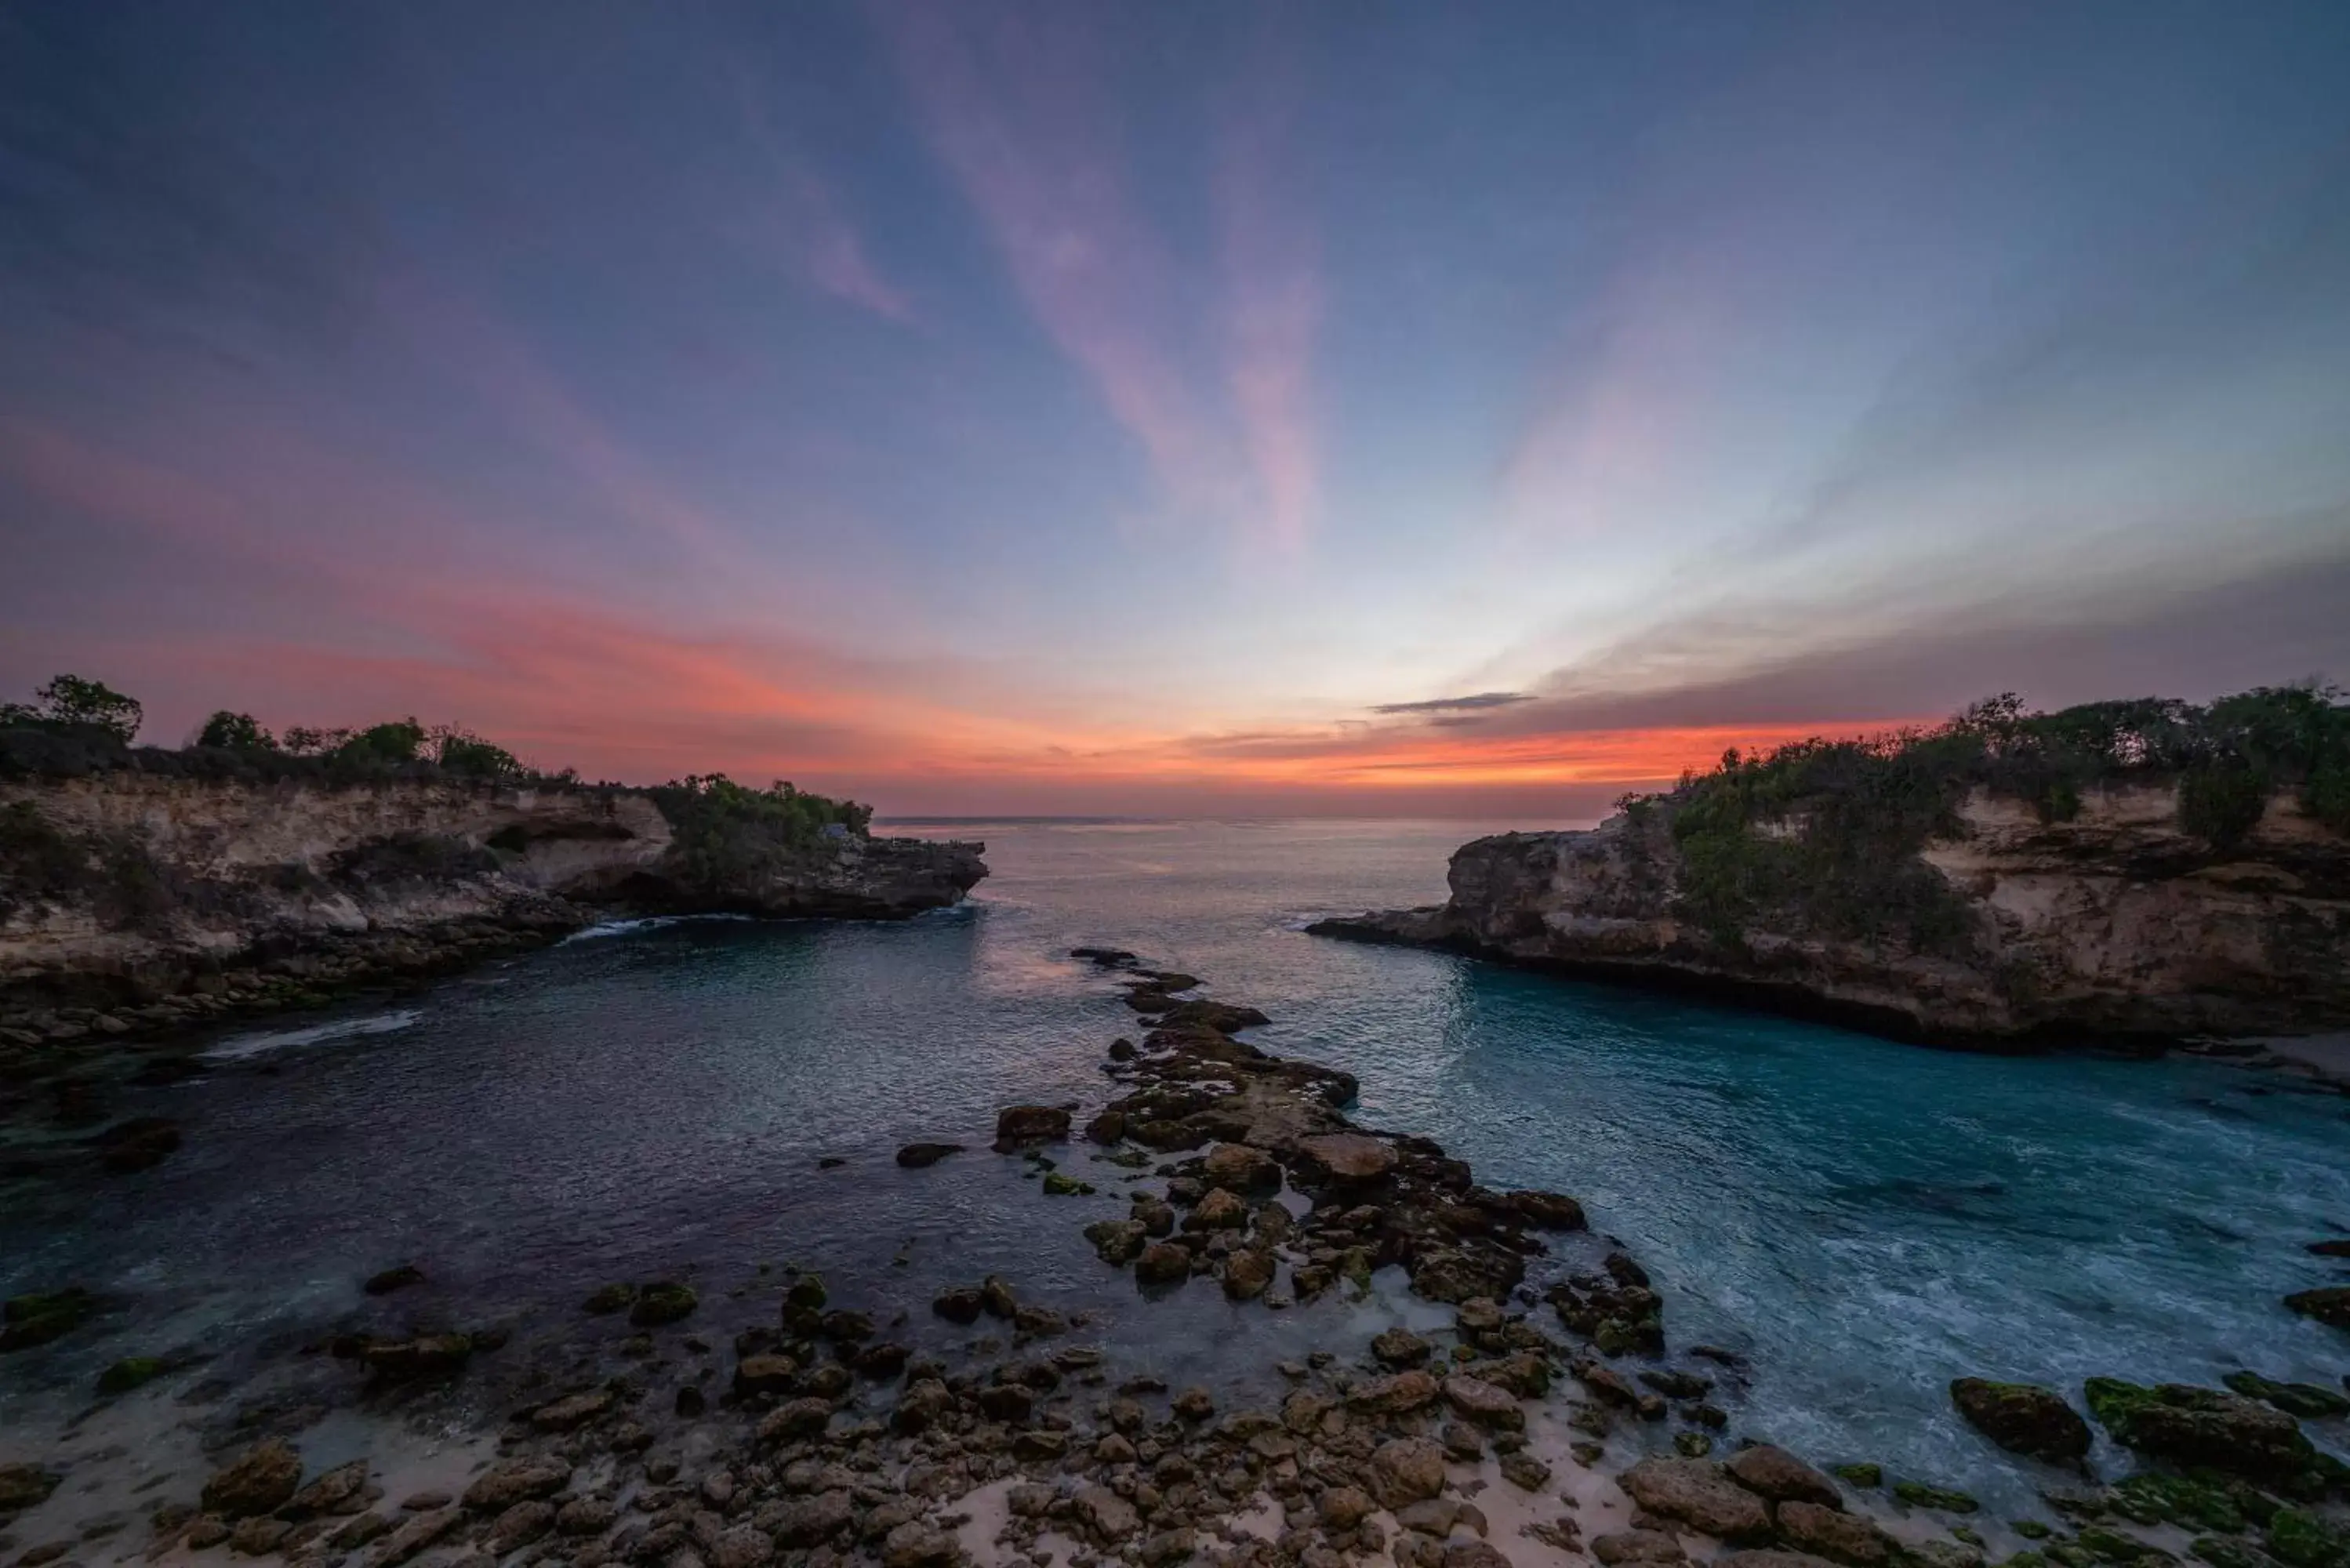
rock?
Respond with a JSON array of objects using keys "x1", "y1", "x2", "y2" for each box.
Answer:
[
  {"x1": 531, "y1": 1389, "x2": 614, "y2": 1431},
  {"x1": 1352, "y1": 1370, "x2": 1440, "y2": 1415},
  {"x1": 1445, "y1": 1544, "x2": 1513, "y2": 1568},
  {"x1": 1171, "y1": 1383, "x2": 1216, "y2": 1421},
  {"x1": 1724, "y1": 1445, "x2": 1843, "y2": 1509},
  {"x1": 855, "y1": 1341, "x2": 910, "y2": 1378},
  {"x1": 97, "y1": 1116, "x2": 181, "y2": 1172},
  {"x1": 1505, "y1": 1189, "x2": 1586, "y2": 1230},
  {"x1": 773, "y1": 1490, "x2": 854, "y2": 1547},
  {"x1": 1410, "y1": 1247, "x2": 1522, "y2": 1305},
  {"x1": 1202, "y1": 1144, "x2": 1280, "y2": 1193},
  {"x1": 365, "y1": 1506, "x2": 458, "y2": 1566},
  {"x1": 1500, "y1": 1451, "x2": 1552, "y2": 1492},
  {"x1": 1135, "y1": 1242, "x2": 1193, "y2": 1286},
  {"x1": 881, "y1": 1522, "x2": 958, "y2": 1568},
  {"x1": 1085, "y1": 1219, "x2": 1150, "y2": 1265},
  {"x1": 1041, "y1": 1171, "x2": 1093, "y2": 1195},
  {"x1": 583, "y1": 1282, "x2": 637, "y2": 1314},
  {"x1": 759, "y1": 1398, "x2": 834, "y2": 1443},
  {"x1": 202, "y1": 1440, "x2": 303, "y2": 1519},
  {"x1": 2224, "y1": 1371, "x2": 2350, "y2": 1420},
  {"x1": 485, "y1": 1500, "x2": 556, "y2": 1554},
  {"x1": 1441, "y1": 1375, "x2": 1524, "y2": 1431},
  {"x1": 1369, "y1": 1438, "x2": 1447, "y2": 1509},
  {"x1": 1156, "y1": 1000, "x2": 1269, "y2": 1033},
  {"x1": 786, "y1": 1273, "x2": 827, "y2": 1309},
  {"x1": 557, "y1": 1498, "x2": 617, "y2": 1536},
  {"x1": 331, "y1": 1512, "x2": 393, "y2": 1548},
  {"x1": 1373, "y1": 1327, "x2": 1433, "y2": 1368},
  {"x1": 979, "y1": 1276, "x2": 1019, "y2": 1319},
  {"x1": 993, "y1": 1105, "x2": 1071, "y2": 1151},
  {"x1": 896, "y1": 1143, "x2": 965, "y2": 1168},
  {"x1": 361, "y1": 1334, "x2": 473, "y2": 1383},
  {"x1": 821, "y1": 1307, "x2": 875, "y2": 1340},
  {"x1": 1713, "y1": 1554, "x2": 1842, "y2": 1568},
  {"x1": 96, "y1": 1354, "x2": 166, "y2": 1394},
  {"x1": 893, "y1": 1377, "x2": 953, "y2": 1434},
  {"x1": 363, "y1": 1264, "x2": 426, "y2": 1295},
  {"x1": 1618, "y1": 1457, "x2": 1774, "y2": 1542},
  {"x1": 1222, "y1": 1249, "x2": 1275, "y2": 1301},
  {"x1": 1086, "y1": 1111, "x2": 1128, "y2": 1143},
  {"x1": 2083, "y1": 1379, "x2": 2313, "y2": 1481},
  {"x1": 1, "y1": 1287, "x2": 98, "y2": 1352},
  {"x1": 1593, "y1": 1532, "x2": 1688, "y2": 1565},
  {"x1": 1140, "y1": 1526, "x2": 1195, "y2": 1567},
  {"x1": 1891, "y1": 1482, "x2": 1979, "y2": 1513},
  {"x1": 1830, "y1": 1464, "x2": 1881, "y2": 1488},
  {"x1": 0, "y1": 1462, "x2": 61, "y2": 1512},
  {"x1": 1293, "y1": 1134, "x2": 1397, "y2": 1183},
  {"x1": 1949, "y1": 1378, "x2": 2093, "y2": 1464},
  {"x1": 630, "y1": 1280, "x2": 697, "y2": 1326},
  {"x1": 1574, "y1": 1358, "x2": 1644, "y2": 1409},
  {"x1": 1185, "y1": 1188, "x2": 1249, "y2": 1230},
  {"x1": 733, "y1": 1352, "x2": 799, "y2": 1396},
  {"x1": 462, "y1": 1458, "x2": 570, "y2": 1512},
  {"x1": 1676, "y1": 1432, "x2": 1715, "y2": 1457},
  {"x1": 1777, "y1": 1503, "x2": 1899, "y2": 1567},
  {"x1": 933, "y1": 1287, "x2": 983, "y2": 1323},
  {"x1": 231, "y1": 1515, "x2": 294, "y2": 1555},
  {"x1": 284, "y1": 1459, "x2": 370, "y2": 1519},
  {"x1": 1075, "y1": 1484, "x2": 1140, "y2": 1543},
  {"x1": 2283, "y1": 1287, "x2": 2350, "y2": 1329},
  {"x1": 1320, "y1": 1486, "x2": 1375, "y2": 1530}
]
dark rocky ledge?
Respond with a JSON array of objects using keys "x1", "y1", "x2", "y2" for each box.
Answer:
[{"x1": 1309, "y1": 784, "x2": 2350, "y2": 1053}]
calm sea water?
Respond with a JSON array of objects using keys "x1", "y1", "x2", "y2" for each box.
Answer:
[{"x1": 3, "y1": 818, "x2": 2345, "y2": 1504}]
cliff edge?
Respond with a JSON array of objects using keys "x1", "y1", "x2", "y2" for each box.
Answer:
[
  {"x1": 1313, "y1": 692, "x2": 2350, "y2": 1047},
  {"x1": 0, "y1": 744, "x2": 984, "y2": 1042}
]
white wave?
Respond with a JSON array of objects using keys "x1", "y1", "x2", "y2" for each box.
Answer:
[
  {"x1": 205, "y1": 1009, "x2": 423, "y2": 1062},
  {"x1": 558, "y1": 913, "x2": 755, "y2": 945}
]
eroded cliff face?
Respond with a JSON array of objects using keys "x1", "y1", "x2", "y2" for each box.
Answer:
[
  {"x1": 1315, "y1": 785, "x2": 2350, "y2": 1045},
  {"x1": 0, "y1": 773, "x2": 984, "y2": 1030}
]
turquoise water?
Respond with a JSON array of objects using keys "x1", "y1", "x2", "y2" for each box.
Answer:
[{"x1": 2, "y1": 818, "x2": 2345, "y2": 1503}]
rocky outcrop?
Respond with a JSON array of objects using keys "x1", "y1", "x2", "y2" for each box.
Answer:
[
  {"x1": 1313, "y1": 783, "x2": 2350, "y2": 1047},
  {"x1": 0, "y1": 771, "x2": 983, "y2": 1033}
]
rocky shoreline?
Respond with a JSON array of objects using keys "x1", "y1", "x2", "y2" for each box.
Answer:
[
  {"x1": 1306, "y1": 784, "x2": 2350, "y2": 1051},
  {"x1": 3, "y1": 950, "x2": 2344, "y2": 1568}
]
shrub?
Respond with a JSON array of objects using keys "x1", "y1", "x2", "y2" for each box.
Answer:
[
  {"x1": 646, "y1": 775, "x2": 873, "y2": 895},
  {"x1": 1, "y1": 673, "x2": 143, "y2": 742},
  {"x1": 195, "y1": 711, "x2": 274, "y2": 750}
]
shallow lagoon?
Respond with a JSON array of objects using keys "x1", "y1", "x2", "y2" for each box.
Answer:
[{"x1": 3, "y1": 818, "x2": 2343, "y2": 1508}]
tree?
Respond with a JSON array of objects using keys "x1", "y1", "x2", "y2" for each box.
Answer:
[
  {"x1": 0, "y1": 674, "x2": 143, "y2": 742},
  {"x1": 196, "y1": 711, "x2": 274, "y2": 750}
]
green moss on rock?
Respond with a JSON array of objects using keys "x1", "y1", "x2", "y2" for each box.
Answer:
[
  {"x1": 627, "y1": 1281, "x2": 696, "y2": 1327},
  {"x1": 1896, "y1": 1481, "x2": 1983, "y2": 1513},
  {"x1": 96, "y1": 1356, "x2": 165, "y2": 1394}
]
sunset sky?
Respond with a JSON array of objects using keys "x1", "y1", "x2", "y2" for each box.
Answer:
[{"x1": 5, "y1": 2, "x2": 2348, "y2": 818}]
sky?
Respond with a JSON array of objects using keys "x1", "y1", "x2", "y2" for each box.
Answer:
[{"x1": 4, "y1": 1, "x2": 2348, "y2": 818}]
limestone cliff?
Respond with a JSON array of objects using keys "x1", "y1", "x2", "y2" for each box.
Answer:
[
  {"x1": 0, "y1": 770, "x2": 984, "y2": 1036},
  {"x1": 1313, "y1": 784, "x2": 2350, "y2": 1046}
]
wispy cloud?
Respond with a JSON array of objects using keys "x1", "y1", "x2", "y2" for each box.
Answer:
[
  {"x1": 731, "y1": 67, "x2": 916, "y2": 324},
  {"x1": 1370, "y1": 691, "x2": 1534, "y2": 715}
]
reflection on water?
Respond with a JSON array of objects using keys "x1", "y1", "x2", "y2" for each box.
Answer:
[{"x1": 2, "y1": 818, "x2": 2344, "y2": 1503}]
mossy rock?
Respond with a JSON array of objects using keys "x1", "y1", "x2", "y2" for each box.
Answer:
[
  {"x1": 2076, "y1": 1527, "x2": 2178, "y2": 1566},
  {"x1": 96, "y1": 1356, "x2": 165, "y2": 1395},
  {"x1": 2223, "y1": 1373, "x2": 2350, "y2": 1421},
  {"x1": 628, "y1": 1282, "x2": 696, "y2": 1327},
  {"x1": 1897, "y1": 1480, "x2": 1984, "y2": 1513},
  {"x1": 1951, "y1": 1377, "x2": 2093, "y2": 1463},
  {"x1": 2112, "y1": 1473, "x2": 2249, "y2": 1534},
  {"x1": 2266, "y1": 1511, "x2": 2348, "y2": 1568},
  {"x1": 2016, "y1": 1524, "x2": 2054, "y2": 1541},
  {"x1": 1, "y1": 1287, "x2": 98, "y2": 1351},
  {"x1": 1041, "y1": 1172, "x2": 1095, "y2": 1196},
  {"x1": 2083, "y1": 1378, "x2": 2315, "y2": 1483},
  {"x1": 2003, "y1": 1555, "x2": 2050, "y2": 1568},
  {"x1": 2281, "y1": 1288, "x2": 2350, "y2": 1332},
  {"x1": 785, "y1": 1273, "x2": 826, "y2": 1311},
  {"x1": 1833, "y1": 1463, "x2": 1885, "y2": 1488},
  {"x1": 583, "y1": 1282, "x2": 638, "y2": 1314},
  {"x1": 2189, "y1": 1538, "x2": 2277, "y2": 1568}
]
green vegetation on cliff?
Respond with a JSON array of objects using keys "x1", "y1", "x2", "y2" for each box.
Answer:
[{"x1": 1631, "y1": 684, "x2": 2350, "y2": 953}]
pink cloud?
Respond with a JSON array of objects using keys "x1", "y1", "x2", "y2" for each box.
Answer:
[
  {"x1": 871, "y1": 2, "x2": 1227, "y2": 509},
  {"x1": 731, "y1": 69, "x2": 917, "y2": 324}
]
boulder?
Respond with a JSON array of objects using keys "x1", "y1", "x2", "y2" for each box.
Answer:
[
  {"x1": 1222, "y1": 1248, "x2": 1275, "y2": 1301},
  {"x1": 1351, "y1": 1370, "x2": 1440, "y2": 1415},
  {"x1": 361, "y1": 1334, "x2": 472, "y2": 1384},
  {"x1": 757, "y1": 1398, "x2": 834, "y2": 1443},
  {"x1": 932, "y1": 1287, "x2": 983, "y2": 1323},
  {"x1": 1369, "y1": 1437, "x2": 1448, "y2": 1509},
  {"x1": 1320, "y1": 1486, "x2": 1375, "y2": 1530},
  {"x1": 772, "y1": 1490, "x2": 854, "y2": 1547},
  {"x1": 530, "y1": 1389, "x2": 612, "y2": 1431},
  {"x1": 895, "y1": 1143, "x2": 965, "y2": 1168},
  {"x1": 0, "y1": 1464, "x2": 62, "y2": 1512},
  {"x1": 2223, "y1": 1371, "x2": 2350, "y2": 1420},
  {"x1": 993, "y1": 1105, "x2": 1071, "y2": 1151},
  {"x1": 628, "y1": 1281, "x2": 696, "y2": 1327},
  {"x1": 2084, "y1": 1378, "x2": 2314, "y2": 1481},
  {"x1": 1203, "y1": 1144, "x2": 1281, "y2": 1193},
  {"x1": 1776, "y1": 1502, "x2": 1898, "y2": 1568},
  {"x1": 2283, "y1": 1286, "x2": 2350, "y2": 1329},
  {"x1": 1135, "y1": 1243, "x2": 1193, "y2": 1286},
  {"x1": 362, "y1": 1264, "x2": 425, "y2": 1295},
  {"x1": 1445, "y1": 1545, "x2": 1514, "y2": 1568},
  {"x1": 1185, "y1": 1188, "x2": 1250, "y2": 1230},
  {"x1": 1373, "y1": 1327, "x2": 1433, "y2": 1368},
  {"x1": 734, "y1": 1352, "x2": 799, "y2": 1396},
  {"x1": 1292, "y1": 1133, "x2": 1397, "y2": 1183},
  {"x1": 1593, "y1": 1533, "x2": 1688, "y2": 1565},
  {"x1": 1714, "y1": 1555, "x2": 1841, "y2": 1568},
  {"x1": 283, "y1": 1459, "x2": 371, "y2": 1519},
  {"x1": 1075, "y1": 1483, "x2": 1140, "y2": 1543},
  {"x1": 1723, "y1": 1444, "x2": 1843, "y2": 1508},
  {"x1": 201, "y1": 1439, "x2": 303, "y2": 1519},
  {"x1": 1949, "y1": 1378, "x2": 2093, "y2": 1463},
  {"x1": 1086, "y1": 1219, "x2": 1150, "y2": 1265},
  {"x1": 462, "y1": 1457, "x2": 570, "y2": 1512},
  {"x1": 1441, "y1": 1375, "x2": 1524, "y2": 1431},
  {"x1": 1618, "y1": 1457, "x2": 1774, "y2": 1542},
  {"x1": 1509, "y1": 1189, "x2": 1588, "y2": 1230}
]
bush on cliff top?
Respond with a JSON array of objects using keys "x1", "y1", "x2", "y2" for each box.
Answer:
[
  {"x1": 1638, "y1": 684, "x2": 2350, "y2": 953},
  {"x1": 645, "y1": 775, "x2": 874, "y2": 893}
]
